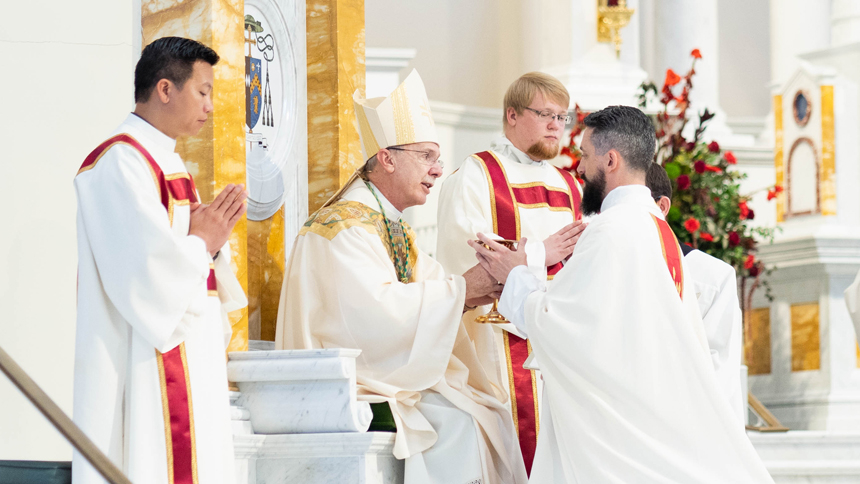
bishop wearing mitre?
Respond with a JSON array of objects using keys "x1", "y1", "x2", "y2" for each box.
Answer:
[{"x1": 275, "y1": 70, "x2": 528, "y2": 484}]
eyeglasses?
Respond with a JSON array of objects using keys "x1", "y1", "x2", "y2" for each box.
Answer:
[
  {"x1": 524, "y1": 107, "x2": 571, "y2": 125},
  {"x1": 387, "y1": 147, "x2": 444, "y2": 168}
]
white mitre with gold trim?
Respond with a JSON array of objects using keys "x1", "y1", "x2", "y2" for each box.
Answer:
[
  {"x1": 353, "y1": 69, "x2": 439, "y2": 162},
  {"x1": 320, "y1": 70, "x2": 438, "y2": 209}
]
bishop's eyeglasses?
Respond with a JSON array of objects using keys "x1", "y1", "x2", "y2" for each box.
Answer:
[
  {"x1": 524, "y1": 107, "x2": 571, "y2": 125},
  {"x1": 387, "y1": 146, "x2": 444, "y2": 168}
]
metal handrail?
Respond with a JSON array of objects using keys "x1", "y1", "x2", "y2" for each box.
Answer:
[{"x1": 0, "y1": 346, "x2": 132, "y2": 484}]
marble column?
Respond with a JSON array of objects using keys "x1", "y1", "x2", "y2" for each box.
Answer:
[
  {"x1": 142, "y1": 0, "x2": 250, "y2": 352},
  {"x1": 306, "y1": 0, "x2": 365, "y2": 213},
  {"x1": 769, "y1": 0, "x2": 831, "y2": 86},
  {"x1": 831, "y1": 0, "x2": 860, "y2": 46},
  {"x1": 535, "y1": 0, "x2": 648, "y2": 112},
  {"x1": 653, "y1": 0, "x2": 719, "y2": 115}
]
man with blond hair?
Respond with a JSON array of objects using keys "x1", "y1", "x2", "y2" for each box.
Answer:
[{"x1": 436, "y1": 72, "x2": 586, "y2": 475}]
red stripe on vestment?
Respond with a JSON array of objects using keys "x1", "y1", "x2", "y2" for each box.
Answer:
[
  {"x1": 207, "y1": 264, "x2": 217, "y2": 297},
  {"x1": 512, "y1": 186, "x2": 572, "y2": 209},
  {"x1": 157, "y1": 344, "x2": 198, "y2": 484},
  {"x1": 474, "y1": 152, "x2": 518, "y2": 239},
  {"x1": 474, "y1": 151, "x2": 538, "y2": 475},
  {"x1": 507, "y1": 333, "x2": 538, "y2": 474},
  {"x1": 77, "y1": 134, "x2": 170, "y2": 213},
  {"x1": 166, "y1": 176, "x2": 199, "y2": 205},
  {"x1": 554, "y1": 167, "x2": 582, "y2": 221},
  {"x1": 651, "y1": 215, "x2": 684, "y2": 299}
]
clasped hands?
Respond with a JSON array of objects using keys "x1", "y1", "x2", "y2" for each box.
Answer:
[
  {"x1": 462, "y1": 220, "x2": 587, "y2": 307},
  {"x1": 189, "y1": 184, "x2": 249, "y2": 257}
]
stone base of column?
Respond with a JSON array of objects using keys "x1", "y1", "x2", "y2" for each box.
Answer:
[{"x1": 750, "y1": 232, "x2": 860, "y2": 432}]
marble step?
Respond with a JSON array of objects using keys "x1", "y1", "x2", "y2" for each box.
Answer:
[
  {"x1": 234, "y1": 432, "x2": 403, "y2": 484},
  {"x1": 749, "y1": 431, "x2": 860, "y2": 483}
]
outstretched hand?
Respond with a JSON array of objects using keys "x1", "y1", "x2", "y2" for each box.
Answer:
[
  {"x1": 189, "y1": 184, "x2": 248, "y2": 256},
  {"x1": 462, "y1": 263, "x2": 500, "y2": 306},
  {"x1": 467, "y1": 233, "x2": 528, "y2": 285},
  {"x1": 544, "y1": 220, "x2": 587, "y2": 266}
]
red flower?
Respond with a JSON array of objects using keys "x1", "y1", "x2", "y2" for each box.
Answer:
[
  {"x1": 676, "y1": 174, "x2": 691, "y2": 190},
  {"x1": 767, "y1": 185, "x2": 784, "y2": 200},
  {"x1": 664, "y1": 69, "x2": 682, "y2": 87},
  {"x1": 749, "y1": 264, "x2": 761, "y2": 277},
  {"x1": 747, "y1": 209, "x2": 755, "y2": 220},
  {"x1": 704, "y1": 165, "x2": 722, "y2": 173},
  {"x1": 739, "y1": 201, "x2": 750, "y2": 219},
  {"x1": 700, "y1": 232, "x2": 714, "y2": 242},
  {"x1": 728, "y1": 231, "x2": 740, "y2": 247},
  {"x1": 685, "y1": 141, "x2": 697, "y2": 152},
  {"x1": 684, "y1": 218, "x2": 701, "y2": 233},
  {"x1": 744, "y1": 254, "x2": 756, "y2": 270},
  {"x1": 708, "y1": 141, "x2": 720, "y2": 153},
  {"x1": 694, "y1": 160, "x2": 706, "y2": 174},
  {"x1": 691, "y1": 48, "x2": 702, "y2": 59},
  {"x1": 724, "y1": 151, "x2": 737, "y2": 164}
]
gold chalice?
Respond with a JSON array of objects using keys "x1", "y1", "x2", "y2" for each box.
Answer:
[{"x1": 473, "y1": 239, "x2": 517, "y2": 324}]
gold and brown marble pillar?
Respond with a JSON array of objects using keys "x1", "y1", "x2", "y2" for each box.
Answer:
[
  {"x1": 142, "y1": 0, "x2": 249, "y2": 352},
  {"x1": 306, "y1": 0, "x2": 366, "y2": 213},
  {"x1": 248, "y1": 208, "x2": 285, "y2": 341}
]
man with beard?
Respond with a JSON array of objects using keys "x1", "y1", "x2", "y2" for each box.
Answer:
[
  {"x1": 468, "y1": 106, "x2": 774, "y2": 483},
  {"x1": 435, "y1": 72, "x2": 585, "y2": 475},
  {"x1": 646, "y1": 163, "x2": 745, "y2": 425}
]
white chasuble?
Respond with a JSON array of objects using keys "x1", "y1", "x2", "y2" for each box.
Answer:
[
  {"x1": 684, "y1": 248, "x2": 745, "y2": 425},
  {"x1": 73, "y1": 114, "x2": 246, "y2": 484},
  {"x1": 436, "y1": 136, "x2": 582, "y2": 474},
  {"x1": 275, "y1": 180, "x2": 527, "y2": 484},
  {"x1": 504, "y1": 186, "x2": 773, "y2": 483}
]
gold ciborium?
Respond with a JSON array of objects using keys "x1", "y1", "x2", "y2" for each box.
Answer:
[{"x1": 473, "y1": 239, "x2": 517, "y2": 324}]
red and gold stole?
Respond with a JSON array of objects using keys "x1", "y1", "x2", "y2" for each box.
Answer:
[
  {"x1": 650, "y1": 214, "x2": 684, "y2": 300},
  {"x1": 78, "y1": 133, "x2": 208, "y2": 484},
  {"x1": 473, "y1": 150, "x2": 581, "y2": 475}
]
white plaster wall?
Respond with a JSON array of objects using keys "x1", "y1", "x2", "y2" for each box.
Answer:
[
  {"x1": 403, "y1": 102, "x2": 502, "y2": 257},
  {"x1": 366, "y1": 0, "x2": 524, "y2": 109},
  {"x1": 0, "y1": 0, "x2": 137, "y2": 460},
  {"x1": 717, "y1": 0, "x2": 772, "y2": 118}
]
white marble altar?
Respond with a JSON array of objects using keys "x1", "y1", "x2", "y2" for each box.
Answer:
[
  {"x1": 228, "y1": 349, "x2": 372, "y2": 434},
  {"x1": 228, "y1": 346, "x2": 402, "y2": 484}
]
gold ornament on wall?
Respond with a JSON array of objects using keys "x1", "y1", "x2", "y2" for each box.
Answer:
[{"x1": 597, "y1": 0, "x2": 635, "y2": 59}]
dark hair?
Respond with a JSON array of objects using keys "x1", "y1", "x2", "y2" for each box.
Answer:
[
  {"x1": 646, "y1": 163, "x2": 672, "y2": 201},
  {"x1": 134, "y1": 37, "x2": 220, "y2": 103},
  {"x1": 583, "y1": 105, "x2": 656, "y2": 172}
]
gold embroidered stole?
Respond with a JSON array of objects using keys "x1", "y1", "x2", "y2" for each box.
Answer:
[{"x1": 302, "y1": 200, "x2": 418, "y2": 282}]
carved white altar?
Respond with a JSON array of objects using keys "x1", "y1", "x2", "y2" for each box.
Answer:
[{"x1": 227, "y1": 347, "x2": 403, "y2": 484}]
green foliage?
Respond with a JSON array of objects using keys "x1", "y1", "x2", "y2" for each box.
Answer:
[{"x1": 660, "y1": 140, "x2": 775, "y2": 279}]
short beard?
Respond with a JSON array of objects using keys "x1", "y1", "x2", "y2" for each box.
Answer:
[
  {"x1": 525, "y1": 138, "x2": 561, "y2": 161},
  {"x1": 580, "y1": 168, "x2": 607, "y2": 216}
]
